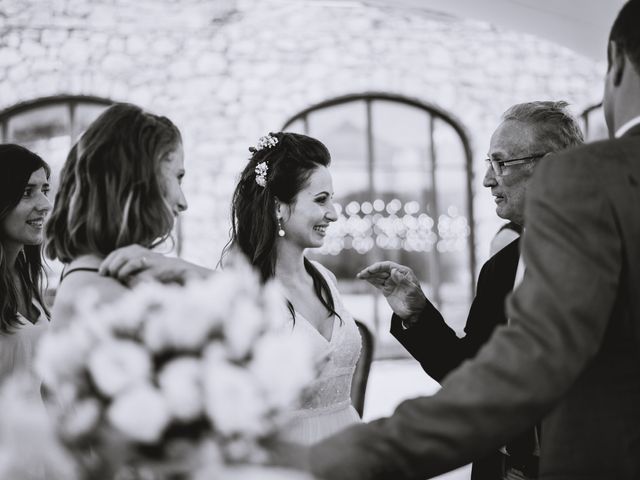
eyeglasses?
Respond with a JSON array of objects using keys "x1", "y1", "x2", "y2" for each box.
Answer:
[{"x1": 484, "y1": 153, "x2": 546, "y2": 176}]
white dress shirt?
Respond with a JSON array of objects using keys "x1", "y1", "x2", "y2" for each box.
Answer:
[{"x1": 615, "y1": 114, "x2": 640, "y2": 138}]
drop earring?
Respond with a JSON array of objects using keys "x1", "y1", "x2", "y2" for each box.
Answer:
[{"x1": 277, "y1": 218, "x2": 285, "y2": 237}]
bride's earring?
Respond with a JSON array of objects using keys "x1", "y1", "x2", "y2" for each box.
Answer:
[{"x1": 277, "y1": 218, "x2": 285, "y2": 237}]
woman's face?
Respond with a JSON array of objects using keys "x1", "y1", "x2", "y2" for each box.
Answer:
[
  {"x1": 159, "y1": 143, "x2": 188, "y2": 216},
  {"x1": 279, "y1": 165, "x2": 338, "y2": 249},
  {"x1": 0, "y1": 168, "x2": 52, "y2": 248}
]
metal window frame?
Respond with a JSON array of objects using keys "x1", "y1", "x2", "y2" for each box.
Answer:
[
  {"x1": 0, "y1": 95, "x2": 184, "y2": 257},
  {"x1": 580, "y1": 101, "x2": 603, "y2": 140},
  {"x1": 282, "y1": 92, "x2": 477, "y2": 301}
]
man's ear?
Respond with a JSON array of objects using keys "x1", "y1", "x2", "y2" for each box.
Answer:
[{"x1": 609, "y1": 41, "x2": 626, "y2": 87}]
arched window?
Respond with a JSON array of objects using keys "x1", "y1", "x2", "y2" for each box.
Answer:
[
  {"x1": 1, "y1": 96, "x2": 186, "y2": 291},
  {"x1": 0, "y1": 96, "x2": 113, "y2": 289},
  {"x1": 0, "y1": 95, "x2": 113, "y2": 205},
  {"x1": 283, "y1": 93, "x2": 475, "y2": 358}
]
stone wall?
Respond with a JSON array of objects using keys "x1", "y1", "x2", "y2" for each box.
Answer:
[{"x1": 0, "y1": 0, "x2": 604, "y2": 269}]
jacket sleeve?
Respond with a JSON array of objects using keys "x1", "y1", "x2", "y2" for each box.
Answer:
[
  {"x1": 311, "y1": 154, "x2": 622, "y2": 480},
  {"x1": 390, "y1": 247, "x2": 516, "y2": 383},
  {"x1": 390, "y1": 302, "x2": 460, "y2": 383}
]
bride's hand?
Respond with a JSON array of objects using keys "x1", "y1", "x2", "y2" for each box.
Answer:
[
  {"x1": 99, "y1": 244, "x2": 212, "y2": 285},
  {"x1": 99, "y1": 244, "x2": 156, "y2": 280}
]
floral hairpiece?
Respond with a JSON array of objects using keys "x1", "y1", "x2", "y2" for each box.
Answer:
[
  {"x1": 250, "y1": 134, "x2": 279, "y2": 188},
  {"x1": 252, "y1": 134, "x2": 279, "y2": 153},
  {"x1": 254, "y1": 161, "x2": 269, "y2": 187}
]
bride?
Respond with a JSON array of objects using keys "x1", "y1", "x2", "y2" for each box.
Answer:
[
  {"x1": 222, "y1": 132, "x2": 362, "y2": 444},
  {"x1": 99, "y1": 131, "x2": 363, "y2": 445}
]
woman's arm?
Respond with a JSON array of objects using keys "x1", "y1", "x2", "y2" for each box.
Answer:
[{"x1": 98, "y1": 244, "x2": 212, "y2": 285}]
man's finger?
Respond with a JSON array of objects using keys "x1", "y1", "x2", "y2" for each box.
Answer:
[
  {"x1": 361, "y1": 277, "x2": 387, "y2": 289},
  {"x1": 391, "y1": 268, "x2": 410, "y2": 284},
  {"x1": 356, "y1": 261, "x2": 400, "y2": 278},
  {"x1": 357, "y1": 270, "x2": 390, "y2": 280},
  {"x1": 391, "y1": 268, "x2": 422, "y2": 293}
]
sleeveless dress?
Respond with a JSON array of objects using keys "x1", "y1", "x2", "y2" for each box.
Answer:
[
  {"x1": 279, "y1": 261, "x2": 362, "y2": 445},
  {"x1": 0, "y1": 300, "x2": 48, "y2": 387}
]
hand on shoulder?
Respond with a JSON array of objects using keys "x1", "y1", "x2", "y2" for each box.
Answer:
[{"x1": 99, "y1": 244, "x2": 212, "y2": 285}]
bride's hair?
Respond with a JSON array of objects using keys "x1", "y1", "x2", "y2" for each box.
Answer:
[{"x1": 221, "y1": 132, "x2": 341, "y2": 322}]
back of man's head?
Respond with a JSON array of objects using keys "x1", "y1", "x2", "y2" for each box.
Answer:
[
  {"x1": 501, "y1": 101, "x2": 584, "y2": 154},
  {"x1": 609, "y1": 0, "x2": 640, "y2": 75}
]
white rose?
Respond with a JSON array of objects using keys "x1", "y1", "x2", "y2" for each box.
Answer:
[
  {"x1": 107, "y1": 383, "x2": 171, "y2": 443},
  {"x1": 202, "y1": 359, "x2": 267, "y2": 436},
  {"x1": 180, "y1": 277, "x2": 231, "y2": 333},
  {"x1": 191, "y1": 439, "x2": 224, "y2": 480},
  {"x1": 250, "y1": 331, "x2": 316, "y2": 409},
  {"x1": 88, "y1": 339, "x2": 152, "y2": 397},
  {"x1": 98, "y1": 288, "x2": 152, "y2": 334},
  {"x1": 60, "y1": 398, "x2": 101, "y2": 439},
  {"x1": 202, "y1": 341, "x2": 228, "y2": 362},
  {"x1": 0, "y1": 375, "x2": 79, "y2": 480},
  {"x1": 212, "y1": 253, "x2": 261, "y2": 296},
  {"x1": 141, "y1": 285, "x2": 218, "y2": 353},
  {"x1": 35, "y1": 324, "x2": 94, "y2": 390},
  {"x1": 224, "y1": 300, "x2": 265, "y2": 360},
  {"x1": 221, "y1": 466, "x2": 316, "y2": 480},
  {"x1": 158, "y1": 357, "x2": 204, "y2": 422}
]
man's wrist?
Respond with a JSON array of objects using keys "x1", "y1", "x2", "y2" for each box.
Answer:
[
  {"x1": 400, "y1": 311, "x2": 422, "y2": 330},
  {"x1": 399, "y1": 297, "x2": 427, "y2": 329}
]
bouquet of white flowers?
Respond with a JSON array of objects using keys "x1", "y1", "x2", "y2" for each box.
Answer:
[
  {"x1": 0, "y1": 374, "x2": 78, "y2": 480},
  {"x1": 35, "y1": 259, "x2": 316, "y2": 479}
]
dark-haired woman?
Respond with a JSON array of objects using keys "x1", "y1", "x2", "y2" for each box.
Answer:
[
  {"x1": 223, "y1": 132, "x2": 362, "y2": 445},
  {"x1": 0, "y1": 144, "x2": 52, "y2": 385}
]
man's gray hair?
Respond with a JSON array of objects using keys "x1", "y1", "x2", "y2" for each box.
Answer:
[{"x1": 502, "y1": 101, "x2": 584, "y2": 152}]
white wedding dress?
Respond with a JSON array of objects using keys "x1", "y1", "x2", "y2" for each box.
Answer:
[{"x1": 279, "y1": 261, "x2": 362, "y2": 445}]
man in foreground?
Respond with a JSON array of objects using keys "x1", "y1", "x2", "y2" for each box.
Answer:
[{"x1": 276, "y1": 1, "x2": 640, "y2": 478}]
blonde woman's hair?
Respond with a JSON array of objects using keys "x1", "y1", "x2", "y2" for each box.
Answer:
[{"x1": 46, "y1": 103, "x2": 181, "y2": 263}]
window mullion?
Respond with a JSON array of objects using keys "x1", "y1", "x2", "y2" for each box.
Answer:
[
  {"x1": 365, "y1": 98, "x2": 381, "y2": 332},
  {"x1": 427, "y1": 115, "x2": 442, "y2": 308}
]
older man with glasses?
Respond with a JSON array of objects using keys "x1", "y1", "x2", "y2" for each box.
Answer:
[
  {"x1": 356, "y1": 101, "x2": 584, "y2": 480},
  {"x1": 483, "y1": 102, "x2": 581, "y2": 230}
]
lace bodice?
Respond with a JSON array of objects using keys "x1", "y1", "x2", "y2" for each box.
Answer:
[{"x1": 290, "y1": 261, "x2": 362, "y2": 414}]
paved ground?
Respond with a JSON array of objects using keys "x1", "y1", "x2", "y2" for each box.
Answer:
[{"x1": 362, "y1": 359, "x2": 471, "y2": 480}]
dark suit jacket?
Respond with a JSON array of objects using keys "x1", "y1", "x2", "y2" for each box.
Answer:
[
  {"x1": 311, "y1": 126, "x2": 640, "y2": 479},
  {"x1": 390, "y1": 238, "x2": 524, "y2": 480}
]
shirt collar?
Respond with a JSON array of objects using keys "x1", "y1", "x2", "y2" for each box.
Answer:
[{"x1": 615, "y1": 115, "x2": 640, "y2": 138}]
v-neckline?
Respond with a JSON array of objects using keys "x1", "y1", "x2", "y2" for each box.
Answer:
[{"x1": 297, "y1": 311, "x2": 337, "y2": 343}]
